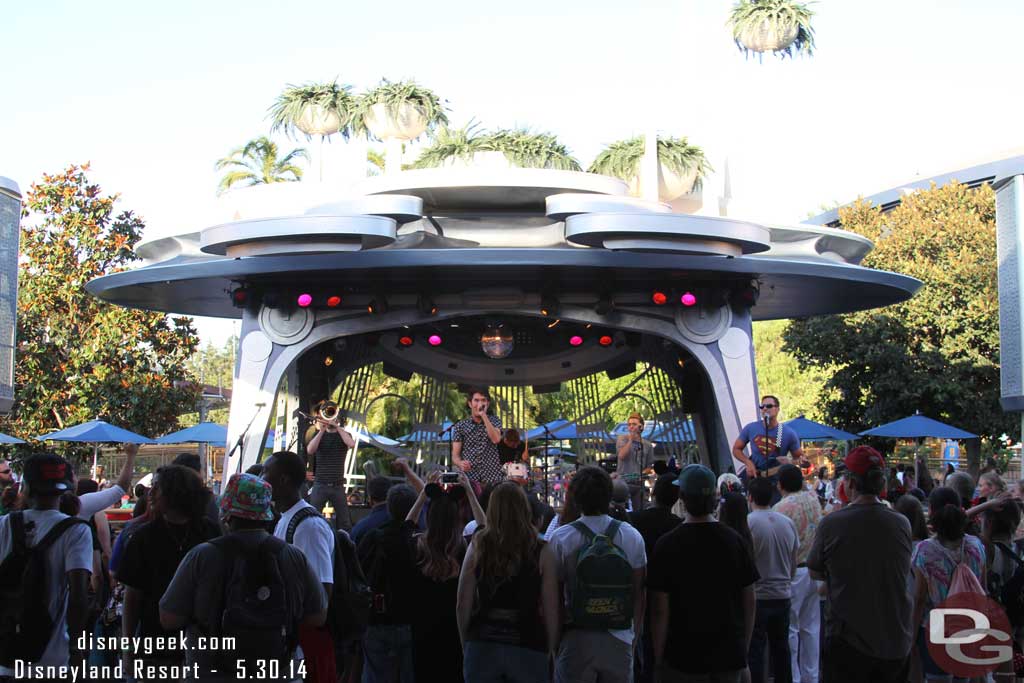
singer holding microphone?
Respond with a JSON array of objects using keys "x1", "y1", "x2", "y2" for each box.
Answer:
[
  {"x1": 732, "y1": 395, "x2": 803, "y2": 504},
  {"x1": 451, "y1": 388, "x2": 505, "y2": 487},
  {"x1": 306, "y1": 399, "x2": 356, "y2": 530},
  {"x1": 615, "y1": 412, "x2": 655, "y2": 511}
]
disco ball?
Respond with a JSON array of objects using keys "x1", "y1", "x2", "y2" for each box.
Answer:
[{"x1": 481, "y1": 324, "x2": 514, "y2": 359}]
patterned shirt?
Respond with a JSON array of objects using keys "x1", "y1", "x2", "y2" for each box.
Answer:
[
  {"x1": 773, "y1": 490, "x2": 822, "y2": 565},
  {"x1": 911, "y1": 535, "x2": 986, "y2": 626},
  {"x1": 453, "y1": 414, "x2": 504, "y2": 484}
]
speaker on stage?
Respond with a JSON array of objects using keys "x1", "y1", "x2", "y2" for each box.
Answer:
[
  {"x1": 997, "y1": 175, "x2": 1024, "y2": 411},
  {"x1": 0, "y1": 178, "x2": 20, "y2": 415}
]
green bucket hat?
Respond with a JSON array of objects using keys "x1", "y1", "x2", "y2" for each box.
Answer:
[{"x1": 219, "y1": 473, "x2": 275, "y2": 521}]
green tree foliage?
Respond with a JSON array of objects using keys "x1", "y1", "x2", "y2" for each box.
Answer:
[
  {"x1": 783, "y1": 182, "x2": 1011, "y2": 470},
  {"x1": 4, "y1": 165, "x2": 200, "y2": 447},
  {"x1": 215, "y1": 136, "x2": 308, "y2": 195},
  {"x1": 753, "y1": 320, "x2": 829, "y2": 421}
]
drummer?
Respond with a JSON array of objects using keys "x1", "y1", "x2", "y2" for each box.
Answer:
[{"x1": 498, "y1": 429, "x2": 528, "y2": 466}]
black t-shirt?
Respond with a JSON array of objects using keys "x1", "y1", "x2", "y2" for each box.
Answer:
[
  {"x1": 629, "y1": 506, "x2": 681, "y2": 561},
  {"x1": 357, "y1": 519, "x2": 419, "y2": 626},
  {"x1": 117, "y1": 517, "x2": 221, "y2": 657},
  {"x1": 647, "y1": 522, "x2": 759, "y2": 673},
  {"x1": 496, "y1": 440, "x2": 526, "y2": 465}
]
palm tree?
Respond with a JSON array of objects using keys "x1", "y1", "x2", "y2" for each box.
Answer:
[
  {"x1": 215, "y1": 137, "x2": 309, "y2": 195},
  {"x1": 367, "y1": 149, "x2": 386, "y2": 176}
]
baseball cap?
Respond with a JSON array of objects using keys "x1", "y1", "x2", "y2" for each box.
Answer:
[
  {"x1": 674, "y1": 464, "x2": 717, "y2": 498},
  {"x1": 219, "y1": 473, "x2": 275, "y2": 521},
  {"x1": 23, "y1": 454, "x2": 74, "y2": 495},
  {"x1": 844, "y1": 445, "x2": 885, "y2": 476}
]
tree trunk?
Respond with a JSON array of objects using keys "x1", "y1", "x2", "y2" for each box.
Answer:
[{"x1": 966, "y1": 437, "x2": 981, "y2": 482}]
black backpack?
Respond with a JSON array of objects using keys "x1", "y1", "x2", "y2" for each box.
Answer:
[
  {"x1": 287, "y1": 507, "x2": 371, "y2": 642},
  {"x1": 210, "y1": 534, "x2": 295, "y2": 674},
  {"x1": 0, "y1": 512, "x2": 88, "y2": 666},
  {"x1": 993, "y1": 542, "x2": 1024, "y2": 627}
]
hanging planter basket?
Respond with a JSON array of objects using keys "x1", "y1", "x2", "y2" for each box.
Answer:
[
  {"x1": 268, "y1": 80, "x2": 356, "y2": 140},
  {"x1": 589, "y1": 136, "x2": 710, "y2": 203},
  {"x1": 727, "y1": 0, "x2": 815, "y2": 59},
  {"x1": 354, "y1": 80, "x2": 448, "y2": 142},
  {"x1": 627, "y1": 164, "x2": 699, "y2": 203},
  {"x1": 363, "y1": 102, "x2": 428, "y2": 141},
  {"x1": 296, "y1": 104, "x2": 343, "y2": 137},
  {"x1": 737, "y1": 19, "x2": 800, "y2": 53}
]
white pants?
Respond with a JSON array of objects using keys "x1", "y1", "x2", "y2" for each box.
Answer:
[{"x1": 789, "y1": 566, "x2": 821, "y2": 683}]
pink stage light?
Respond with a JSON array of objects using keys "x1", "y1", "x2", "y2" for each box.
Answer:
[
  {"x1": 428, "y1": 334, "x2": 442, "y2": 346},
  {"x1": 297, "y1": 293, "x2": 313, "y2": 307},
  {"x1": 680, "y1": 292, "x2": 697, "y2": 307},
  {"x1": 569, "y1": 335, "x2": 583, "y2": 347}
]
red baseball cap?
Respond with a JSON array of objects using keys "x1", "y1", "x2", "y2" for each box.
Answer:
[{"x1": 844, "y1": 445, "x2": 885, "y2": 476}]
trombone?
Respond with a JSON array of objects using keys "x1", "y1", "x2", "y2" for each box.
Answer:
[{"x1": 297, "y1": 400, "x2": 342, "y2": 427}]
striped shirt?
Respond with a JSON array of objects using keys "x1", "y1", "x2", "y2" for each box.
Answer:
[{"x1": 313, "y1": 431, "x2": 347, "y2": 485}]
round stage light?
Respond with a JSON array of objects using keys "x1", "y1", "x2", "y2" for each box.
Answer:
[
  {"x1": 569, "y1": 335, "x2": 584, "y2": 347},
  {"x1": 481, "y1": 324, "x2": 514, "y2": 359},
  {"x1": 599, "y1": 335, "x2": 613, "y2": 346},
  {"x1": 428, "y1": 334, "x2": 442, "y2": 346},
  {"x1": 326, "y1": 295, "x2": 342, "y2": 308},
  {"x1": 651, "y1": 291, "x2": 668, "y2": 305},
  {"x1": 681, "y1": 292, "x2": 697, "y2": 307},
  {"x1": 297, "y1": 293, "x2": 313, "y2": 308},
  {"x1": 399, "y1": 335, "x2": 414, "y2": 347},
  {"x1": 324, "y1": 355, "x2": 334, "y2": 367}
]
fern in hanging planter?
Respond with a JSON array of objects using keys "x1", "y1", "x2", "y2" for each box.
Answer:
[
  {"x1": 411, "y1": 123, "x2": 489, "y2": 169},
  {"x1": 268, "y1": 80, "x2": 357, "y2": 140},
  {"x1": 484, "y1": 129, "x2": 581, "y2": 171},
  {"x1": 353, "y1": 80, "x2": 449, "y2": 142},
  {"x1": 413, "y1": 125, "x2": 581, "y2": 171},
  {"x1": 727, "y1": 0, "x2": 815, "y2": 59},
  {"x1": 588, "y1": 136, "x2": 710, "y2": 199}
]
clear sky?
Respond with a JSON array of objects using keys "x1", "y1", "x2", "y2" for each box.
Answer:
[{"x1": 3, "y1": 0, "x2": 1023, "y2": 345}]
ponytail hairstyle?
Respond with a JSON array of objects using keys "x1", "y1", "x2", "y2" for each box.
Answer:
[{"x1": 928, "y1": 486, "x2": 967, "y2": 542}]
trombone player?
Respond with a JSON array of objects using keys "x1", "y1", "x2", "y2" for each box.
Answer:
[{"x1": 305, "y1": 399, "x2": 355, "y2": 530}]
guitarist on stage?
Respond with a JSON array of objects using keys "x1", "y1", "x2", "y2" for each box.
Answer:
[{"x1": 732, "y1": 395, "x2": 803, "y2": 504}]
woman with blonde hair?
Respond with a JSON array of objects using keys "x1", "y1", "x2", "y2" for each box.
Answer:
[{"x1": 457, "y1": 482, "x2": 560, "y2": 682}]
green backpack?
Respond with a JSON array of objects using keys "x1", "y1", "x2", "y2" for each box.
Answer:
[{"x1": 570, "y1": 519, "x2": 634, "y2": 630}]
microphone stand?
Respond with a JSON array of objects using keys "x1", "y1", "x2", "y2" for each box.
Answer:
[
  {"x1": 762, "y1": 409, "x2": 771, "y2": 478},
  {"x1": 227, "y1": 403, "x2": 266, "y2": 476},
  {"x1": 438, "y1": 419, "x2": 456, "y2": 471},
  {"x1": 542, "y1": 425, "x2": 553, "y2": 505}
]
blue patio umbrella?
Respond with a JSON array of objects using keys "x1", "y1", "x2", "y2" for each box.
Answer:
[
  {"x1": 156, "y1": 422, "x2": 227, "y2": 446},
  {"x1": 38, "y1": 419, "x2": 154, "y2": 472},
  {"x1": 0, "y1": 432, "x2": 24, "y2": 445},
  {"x1": 859, "y1": 415, "x2": 978, "y2": 440},
  {"x1": 397, "y1": 421, "x2": 455, "y2": 443},
  {"x1": 648, "y1": 419, "x2": 697, "y2": 442},
  {"x1": 526, "y1": 419, "x2": 586, "y2": 440},
  {"x1": 784, "y1": 416, "x2": 860, "y2": 442}
]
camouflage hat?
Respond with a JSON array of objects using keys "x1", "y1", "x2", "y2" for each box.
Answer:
[{"x1": 219, "y1": 473, "x2": 275, "y2": 521}]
